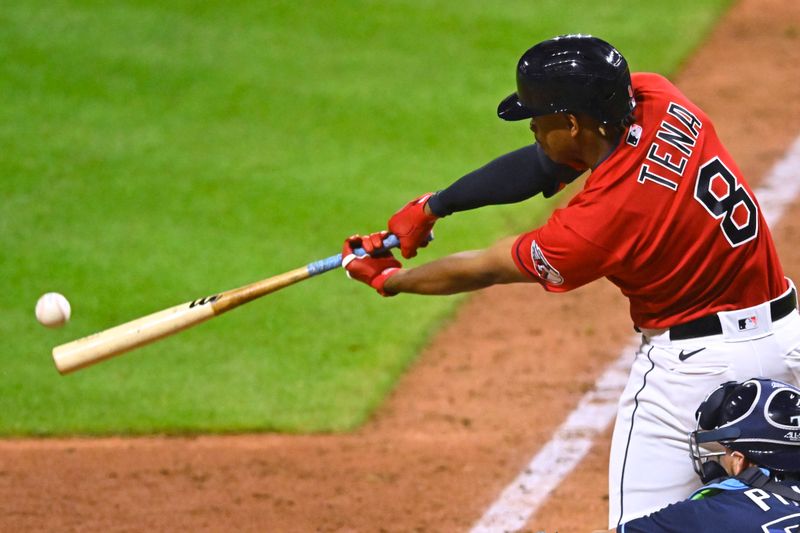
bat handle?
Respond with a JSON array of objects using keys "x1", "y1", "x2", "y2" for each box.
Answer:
[{"x1": 306, "y1": 234, "x2": 403, "y2": 276}]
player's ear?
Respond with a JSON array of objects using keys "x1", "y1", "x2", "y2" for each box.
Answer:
[
  {"x1": 565, "y1": 113, "x2": 581, "y2": 137},
  {"x1": 730, "y1": 450, "x2": 752, "y2": 476}
]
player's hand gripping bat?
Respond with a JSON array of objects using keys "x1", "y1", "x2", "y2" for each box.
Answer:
[{"x1": 52, "y1": 234, "x2": 405, "y2": 374}]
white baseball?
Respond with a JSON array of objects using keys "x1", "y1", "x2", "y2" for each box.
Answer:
[{"x1": 35, "y1": 292, "x2": 71, "y2": 328}]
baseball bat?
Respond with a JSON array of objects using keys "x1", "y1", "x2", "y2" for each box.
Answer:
[{"x1": 52, "y1": 234, "x2": 403, "y2": 375}]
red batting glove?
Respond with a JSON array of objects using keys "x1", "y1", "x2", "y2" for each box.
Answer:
[
  {"x1": 357, "y1": 231, "x2": 390, "y2": 255},
  {"x1": 388, "y1": 193, "x2": 438, "y2": 259},
  {"x1": 342, "y1": 235, "x2": 402, "y2": 296}
]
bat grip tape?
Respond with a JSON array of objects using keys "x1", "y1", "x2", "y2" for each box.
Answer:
[{"x1": 306, "y1": 234, "x2": 401, "y2": 277}]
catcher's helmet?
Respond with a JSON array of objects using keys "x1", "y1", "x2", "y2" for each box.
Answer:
[
  {"x1": 497, "y1": 34, "x2": 635, "y2": 126},
  {"x1": 690, "y1": 378, "x2": 800, "y2": 482}
]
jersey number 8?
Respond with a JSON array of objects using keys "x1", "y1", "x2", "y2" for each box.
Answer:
[{"x1": 694, "y1": 157, "x2": 759, "y2": 247}]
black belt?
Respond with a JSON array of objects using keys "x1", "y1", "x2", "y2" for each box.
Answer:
[{"x1": 668, "y1": 288, "x2": 798, "y2": 341}]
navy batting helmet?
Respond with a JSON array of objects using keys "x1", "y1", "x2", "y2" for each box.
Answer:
[
  {"x1": 497, "y1": 34, "x2": 636, "y2": 126},
  {"x1": 690, "y1": 378, "x2": 800, "y2": 482}
]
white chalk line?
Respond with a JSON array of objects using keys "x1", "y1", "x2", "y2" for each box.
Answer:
[
  {"x1": 469, "y1": 341, "x2": 635, "y2": 533},
  {"x1": 754, "y1": 135, "x2": 800, "y2": 228},
  {"x1": 469, "y1": 134, "x2": 800, "y2": 533}
]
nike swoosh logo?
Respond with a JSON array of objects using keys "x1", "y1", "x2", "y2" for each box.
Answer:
[{"x1": 679, "y1": 348, "x2": 707, "y2": 361}]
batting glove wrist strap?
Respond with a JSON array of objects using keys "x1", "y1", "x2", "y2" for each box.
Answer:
[
  {"x1": 372, "y1": 267, "x2": 401, "y2": 297},
  {"x1": 388, "y1": 193, "x2": 438, "y2": 259}
]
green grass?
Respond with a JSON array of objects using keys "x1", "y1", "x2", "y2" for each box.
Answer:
[{"x1": 1, "y1": 0, "x2": 731, "y2": 435}]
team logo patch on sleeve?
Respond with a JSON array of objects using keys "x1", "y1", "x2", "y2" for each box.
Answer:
[{"x1": 530, "y1": 241, "x2": 564, "y2": 285}]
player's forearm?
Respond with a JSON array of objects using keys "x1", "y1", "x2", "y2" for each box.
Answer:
[
  {"x1": 383, "y1": 237, "x2": 527, "y2": 295},
  {"x1": 383, "y1": 252, "x2": 501, "y2": 295}
]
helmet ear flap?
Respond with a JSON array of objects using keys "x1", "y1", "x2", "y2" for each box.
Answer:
[{"x1": 696, "y1": 381, "x2": 739, "y2": 430}]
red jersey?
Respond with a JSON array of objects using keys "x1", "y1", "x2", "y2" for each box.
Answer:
[{"x1": 512, "y1": 73, "x2": 787, "y2": 329}]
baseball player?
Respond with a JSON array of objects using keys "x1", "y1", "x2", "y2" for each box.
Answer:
[
  {"x1": 341, "y1": 34, "x2": 800, "y2": 527},
  {"x1": 596, "y1": 377, "x2": 800, "y2": 532}
]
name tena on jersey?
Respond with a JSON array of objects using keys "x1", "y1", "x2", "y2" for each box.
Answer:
[
  {"x1": 629, "y1": 101, "x2": 701, "y2": 190},
  {"x1": 628, "y1": 101, "x2": 759, "y2": 248}
]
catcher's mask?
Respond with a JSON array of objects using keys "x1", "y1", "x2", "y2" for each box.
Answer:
[{"x1": 689, "y1": 377, "x2": 800, "y2": 484}]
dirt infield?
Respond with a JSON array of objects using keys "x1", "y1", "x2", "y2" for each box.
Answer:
[{"x1": 2, "y1": 1, "x2": 799, "y2": 531}]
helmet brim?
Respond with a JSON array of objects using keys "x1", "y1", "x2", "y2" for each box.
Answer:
[
  {"x1": 497, "y1": 92, "x2": 534, "y2": 121},
  {"x1": 694, "y1": 426, "x2": 742, "y2": 445}
]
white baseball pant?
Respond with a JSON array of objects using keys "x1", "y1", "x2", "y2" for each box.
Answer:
[{"x1": 608, "y1": 282, "x2": 800, "y2": 527}]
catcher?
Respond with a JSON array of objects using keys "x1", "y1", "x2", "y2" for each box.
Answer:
[{"x1": 596, "y1": 377, "x2": 800, "y2": 532}]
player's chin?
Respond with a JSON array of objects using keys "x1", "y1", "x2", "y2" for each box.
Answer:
[
  {"x1": 542, "y1": 148, "x2": 565, "y2": 165},
  {"x1": 537, "y1": 142, "x2": 557, "y2": 162}
]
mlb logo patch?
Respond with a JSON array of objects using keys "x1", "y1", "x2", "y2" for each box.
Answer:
[
  {"x1": 626, "y1": 124, "x2": 643, "y2": 147},
  {"x1": 738, "y1": 316, "x2": 758, "y2": 331}
]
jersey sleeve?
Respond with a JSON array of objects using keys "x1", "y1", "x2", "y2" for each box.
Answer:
[{"x1": 512, "y1": 208, "x2": 622, "y2": 292}]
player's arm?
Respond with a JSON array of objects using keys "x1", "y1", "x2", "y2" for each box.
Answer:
[
  {"x1": 427, "y1": 144, "x2": 582, "y2": 215},
  {"x1": 390, "y1": 144, "x2": 582, "y2": 258},
  {"x1": 342, "y1": 235, "x2": 527, "y2": 296},
  {"x1": 346, "y1": 197, "x2": 621, "y2": 295},
  {"x1": 386, "y1": 236, "x2": 526, "y2": 294}
]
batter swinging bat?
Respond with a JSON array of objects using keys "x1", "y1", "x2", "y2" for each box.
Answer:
[{"x1": 52, "y1": 234, "x2": 403, "y2": 375}]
